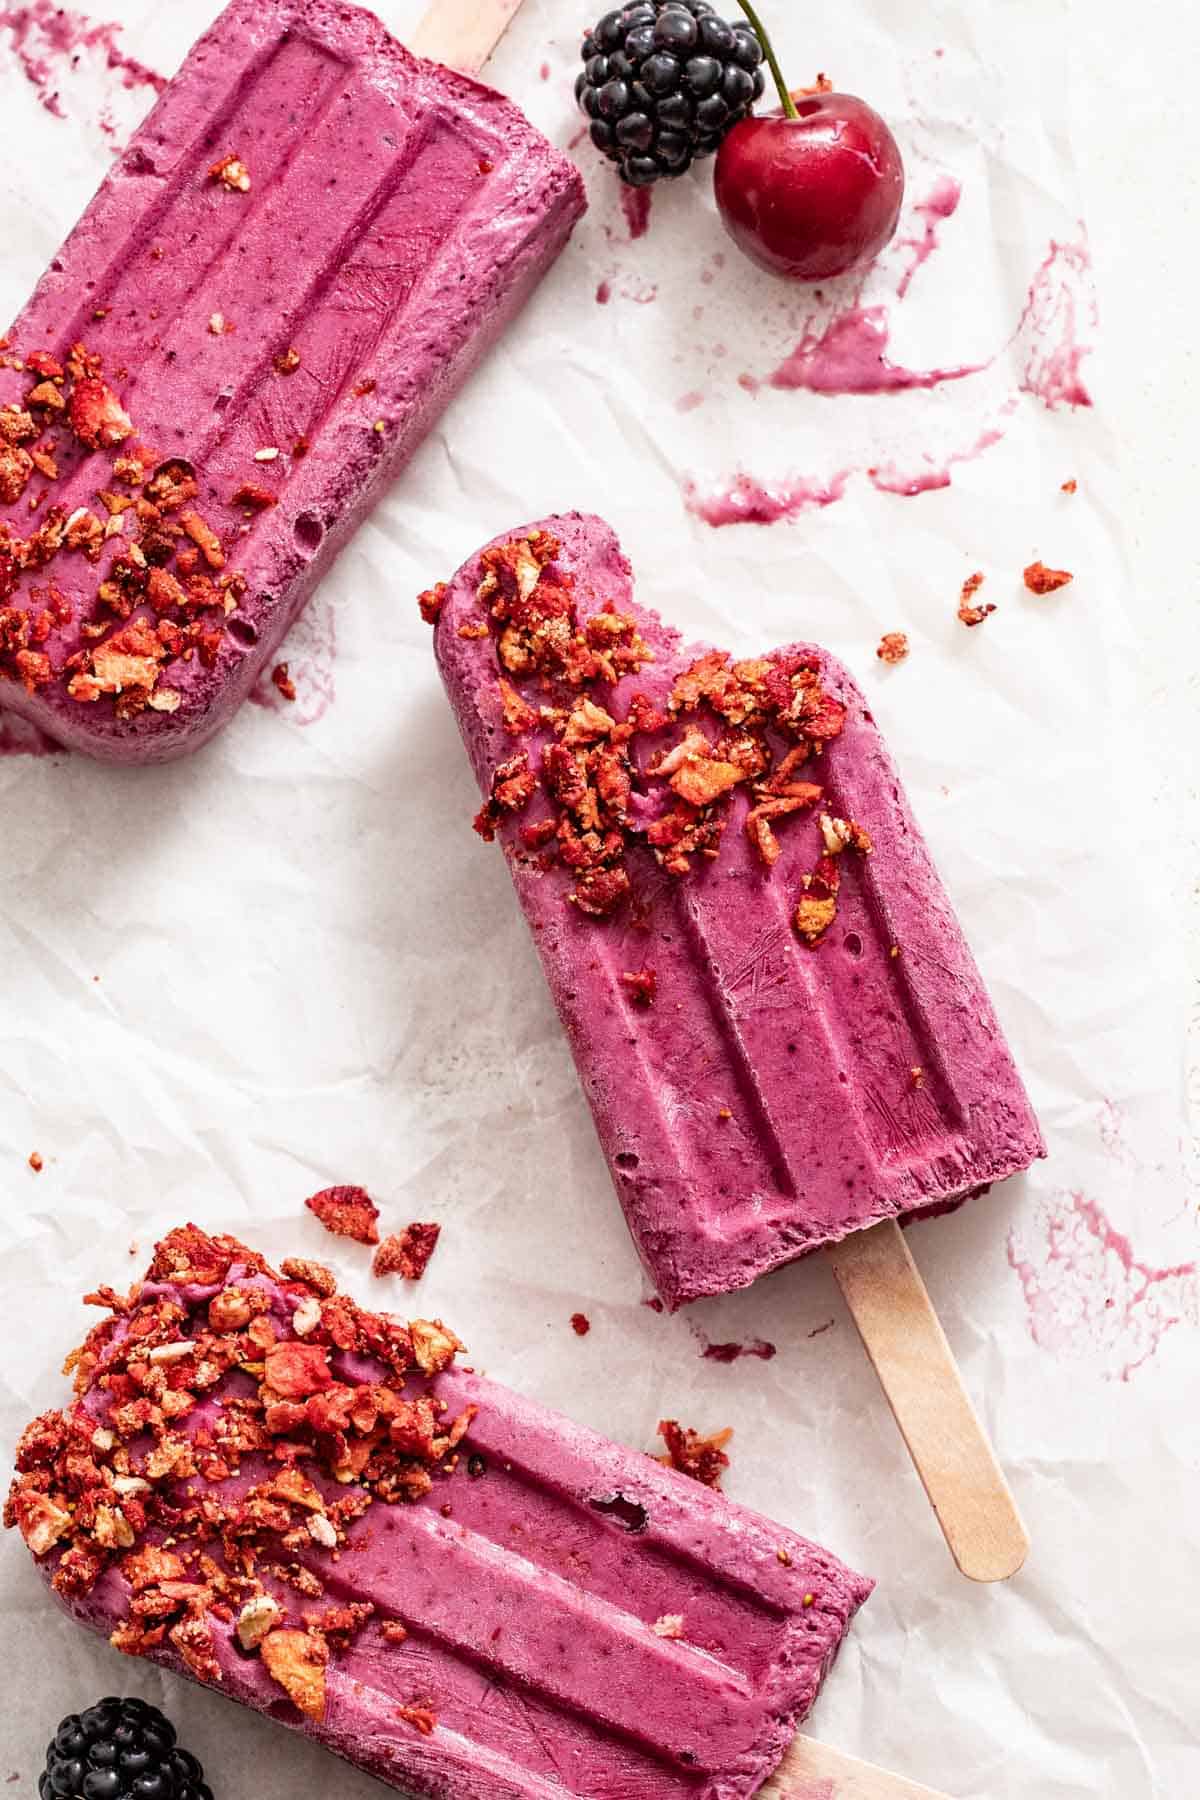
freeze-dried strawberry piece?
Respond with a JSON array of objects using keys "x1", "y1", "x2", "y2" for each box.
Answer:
[
  {"x1": 1023, "y1": 560, "x2": 1073, "y2": 595},
  {"x1": 264, "y1": 1342, "x2": 335, "y2": 1400},
  {"x1": 373, "y1": 1223, "x2": 441, "y2": 1282},
  {"x1": 68, "y1": 377, "x2": 133, "y2": 450},
  {"x1": 305, "y1": 1185, "x2": 380, "y2": 1245},
  {"x1": 261, "y1": 1630, "x2": 328, "y2": 1720}
]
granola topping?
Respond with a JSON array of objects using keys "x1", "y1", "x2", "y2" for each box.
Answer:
[
  {"x1": 3, "y1": 1225, "x2": 476, "y2": 1728},
  {"x1": 0, "y1": 338, "x2": 268, "y2": 718},
  {"x1": 428, "y1": 532, "x2": 867, "y2": 935}
]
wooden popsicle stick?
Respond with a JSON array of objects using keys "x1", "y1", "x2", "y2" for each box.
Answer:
[
  {"x1": 825, "y1": 1220, "x2": 1028, "y2": 1584},
  {"x1": 761, "y1": 1735, "x2": 954, "y2": 1799},
  {"x1": 410, "y1": 0, "x2": 529, "y2": 73}
]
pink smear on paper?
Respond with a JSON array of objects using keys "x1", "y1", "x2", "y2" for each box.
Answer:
[
  {"x1": 1008, "y1": 1192, "x2": 1197, "y2": 1381},
  {"x1": 249, "y1": 599, "x2": 337, "y2": 728},
  {"x1": 0, "y1": 1, "x2": 165, "y2": 117},
  {"x1": 676, "y1": 391, "x2": 705, "y2": 414},
  {"x1": 691, "y1": 1327, "x2": 777, "y2": 1363},
  {"x1": 895, "y1": 175, "x2": 962, "y2": 299},
  {"x1": 539, "y1": 61, "x2": 551, "y2": 82},
  {"x1": 595, "y1": 279, "x2": 612, "y2": 305},
  {"x1": 1016, "y1": 237, "x2": 1094, "y2": 409},
  {"x1": 620, "y1": 186, "x2": 652, "y2": 240},
  {"x1": 685, "y1": 470, "x2": 851, "y2": 528},
  {"x1": 0, "y1": 711, "x2": 61, "y2": 756},
  {"x1": 777, "y1": 1782, "x2": 835, "y2": 1800},
  {"x1": 867, "y1": 410, "x2": 1014, "y2": 496},
  {"x1": 771, "y1": 304, "x2": 986, "y2": 396}
]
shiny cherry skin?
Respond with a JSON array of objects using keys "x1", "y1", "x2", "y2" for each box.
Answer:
[{"x1": 714, "y1": 92, "x2": 905, "y2": 282}]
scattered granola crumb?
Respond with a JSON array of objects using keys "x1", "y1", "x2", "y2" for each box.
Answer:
[
  {"x1": 270, "y1": 662, "x2": 297, "y2": 702},
  {"x1": 373, "y1": 1223, "x2": 441, "y2": 1282},
  {"x1": 652, "y1": 1614, "x2": 685, "y2": 1638},
  {"x1": 657, "y1": 1419, "x2": 732, "y2": 1491},
  {"x1": 305, "y1": 1185, "x2": 380, "y2": 1246},
  {"x1": 876, "y1": 631, "x2": 909, "y2": 665},
  {"x1": 28, "y1": 1151, "x2": 43, "y2": 1173},
  {"x1": 957, "y1": 571, "x2": 995, "y2": 628},
  {"x1": 209, "y1": 153, "x2": 251, "y2": 193},
  {"x1": 1023, "y1": 560, "x2": 1073, "y2": 595},
  {"x1": 717, "y1": 1107, "x2": 732, "y2": 1121},
  {"x1": 910, "y1": 1065, "x2": 925, "y2": 1089},
  {"x1": 777, "y1": 1547, "x2": 793, "y2": 1566},
  {"x1": 418, "y1": 583, "x2": 448, "y2": 625},
  {"x1": 570, "y1": 1312, "x2": 591, "y2": 1337},
  {"x1": 1061, "y1": 478, "x2": 1077, "y2": 494},
  {"x1": 621, "y1": 967, "x2": 657, "y2": 1006},
  {"x1": 207, "y1": 313, "x2": 233, "y2": 336},
  {"x1": 274, "y1": 347, "x2": 302, "y2": 375},
  {"x1": 381, "y1": 1620, "x2": 409, "y2": 1644}
]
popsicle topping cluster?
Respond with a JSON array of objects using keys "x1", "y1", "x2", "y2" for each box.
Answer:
[
  {"x1": 435, "y1": 530, "x2": 872, "y2": 940},
  {"x1": 4, "y1": 1226, "x2": 471, "y2": 1723},
  {"x1": 0, "y1": 340, "x2": 253, "y2": 718}
]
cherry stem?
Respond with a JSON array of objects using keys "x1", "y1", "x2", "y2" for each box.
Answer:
[{"x1": 734, "y1": 0, "x2": 799, "y2": 119}]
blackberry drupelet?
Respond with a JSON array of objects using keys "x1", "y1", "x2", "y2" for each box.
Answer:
[
  {"x1": 576, "y1": 2, "x2": 766, "y2": 186},
  {"x1": 40, "y1": 1698, "x2": 214, "y2": 1800}
]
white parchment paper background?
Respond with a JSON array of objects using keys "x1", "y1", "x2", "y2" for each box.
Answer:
[{"x1": 1, "y1": 1, "x2": 1197, "y2": 1795}]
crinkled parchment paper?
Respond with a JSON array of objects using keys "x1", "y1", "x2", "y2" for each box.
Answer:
[{"x1": 1, "y1": 1, "x2": 1196, "y2": 1795}]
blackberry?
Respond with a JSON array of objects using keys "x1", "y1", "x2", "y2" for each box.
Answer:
[
  {"x1": 577, "y1": 1, "x2": 766, "y2": 186},
  {"x1": 39, "y1": 1698, "x2": 214, "y2": 1800}
]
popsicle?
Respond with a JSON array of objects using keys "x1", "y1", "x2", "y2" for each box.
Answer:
[
  {"x1": 430, "y1": 512, "x2": 1043, "y2": 1579},
  {"x1": 6, "y1": 1225, "x2": 877, "y2": 1800},
  {"x1": 0, "y1": 0, "x2": 585, "y2": 760}
]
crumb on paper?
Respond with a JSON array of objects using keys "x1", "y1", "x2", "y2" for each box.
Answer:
[
  {"x1": 570, "y1": 1312, "x2": 591, "y2": 1337},
  {"x1": 656, "y1": 1419, "x2": 732, "y2": 1491},
  {"x1": 876, "y1": 631, "x2": 909, "y2": 665},
  {"x1": 1024, "y1": 559, "x2": 1074, "y2": 595},
  {"x1": 957, "y1": 571, "x2": 995, "y2": 628},
  {"x1": 271, "y1": 662, "x2": 297, "y2": 702},
  {"x1": 1061, "y1": 478, "x2": 1077, "y2": 493},
  {"x1": 28, "y1": 1151, "x2": 43, "y2": 1172},
  {"x1": 373, "y1": 1223, "x2": 441, "y2": 1282},
  {"x1": 304, "y1": 1185, "x2": 381, "y2": 1246}
]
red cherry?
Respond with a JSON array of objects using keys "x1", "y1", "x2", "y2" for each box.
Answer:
[{"x1": 715, "y1": 93, "x2": 905, "y2": 282}]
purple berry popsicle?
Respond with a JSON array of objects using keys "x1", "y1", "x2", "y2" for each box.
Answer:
[
  {"x1": 431, "y1": 513, "x2": 1045, "y2": 1311},
  {"x1": 0, "y1": 0, "x2": 585, "y2": 760},
  {"x1": 6, "y1": 1227, "x2": 872, "y2": 1799}
]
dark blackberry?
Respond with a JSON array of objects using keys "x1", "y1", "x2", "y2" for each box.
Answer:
[
  {"x1": 39, "y1": 1700, "x2": 214, "y2": 1800},
  {"x1": 577, "y1": 1, "x2": 765, "y2": 186}
]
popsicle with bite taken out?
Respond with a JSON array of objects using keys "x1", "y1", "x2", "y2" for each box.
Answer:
[{"x1": 430, "y1": 512, "x2": 1044, "y2": 1582}]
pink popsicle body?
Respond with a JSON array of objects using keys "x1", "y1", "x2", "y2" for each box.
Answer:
[
  {"x1": 7, "y1": 1229, "x2": 871, "y2": 1799},
  {"x1": 0, "y1": 0, "x2": 584, "y2": 759},
  {"x1": 434, "y1": 514, "x2": 1046, "y2": 1308}
]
